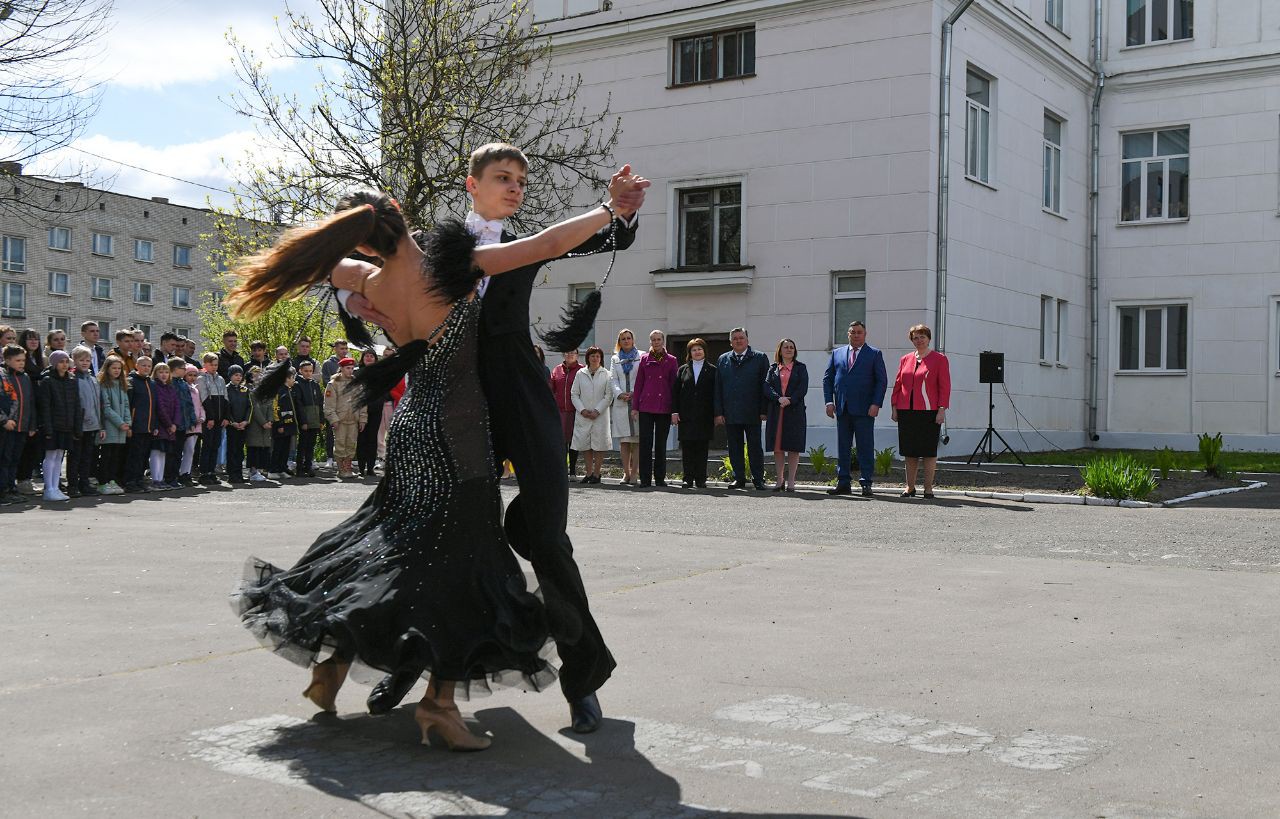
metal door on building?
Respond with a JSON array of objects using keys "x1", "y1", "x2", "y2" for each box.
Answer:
[{"x1": 666, "y1": 332, "x2": 730, "y2": 450}]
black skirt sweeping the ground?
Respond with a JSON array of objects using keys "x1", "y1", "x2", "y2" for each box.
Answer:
[{"x1": 233, "y1": 293, "x2": 557, "y2": 710}]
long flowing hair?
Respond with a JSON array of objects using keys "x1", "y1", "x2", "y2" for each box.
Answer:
[
  {"x1": 98, "y1": 355, "x2": 129, "y2": 390},
  {"x1": 226, "y1": 190, "x2": 408, "y2": 319}
]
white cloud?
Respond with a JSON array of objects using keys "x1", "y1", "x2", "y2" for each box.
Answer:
[
  {"x1": 95, "y1": 1, "x2": 319, "y2": 90},
  {"x1": 27, "y1": 131, "x2": 271, "y2": 209}
]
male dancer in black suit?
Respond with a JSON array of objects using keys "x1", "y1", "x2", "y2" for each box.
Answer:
[{"x1": 344, "y1": 144, "x2": 644, "y2": 733}]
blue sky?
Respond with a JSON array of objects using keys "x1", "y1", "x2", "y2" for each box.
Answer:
[{"x1": 29, "y1": 0, "x2": 320, "y2": 209}]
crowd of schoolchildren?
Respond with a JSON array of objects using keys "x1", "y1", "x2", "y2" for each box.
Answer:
[{"x1": 0, "y1": 322, "x2": 393, "y2": 506}]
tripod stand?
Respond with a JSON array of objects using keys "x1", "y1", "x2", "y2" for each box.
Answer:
[{"x1": 967, "y1": 382, "x2": 1025, "y2": 466}]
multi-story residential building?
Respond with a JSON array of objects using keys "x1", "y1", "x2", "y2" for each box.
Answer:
[
  {"x1": 524, "y1": 0, "x2": 1280, "y2": 452},
  {"x1": 0, "y1": 163, "x2": 234, "y2": 348}
]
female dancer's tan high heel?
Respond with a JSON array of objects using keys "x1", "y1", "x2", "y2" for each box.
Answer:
[
  {"x1": 302, "y1": 660, "x2": 350, "y2": 713},
  {"x1": 414, "y1": 701, "x2": 491, "y2": 751}
]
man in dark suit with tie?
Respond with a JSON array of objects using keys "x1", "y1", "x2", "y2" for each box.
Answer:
[
  {"x1": 78, "y1": 321, "x2": 107, "y2": 376},
  {"x1": 823, "y1": 321, "x2": 888, "y2": 496},
  {"x1": 342, "y1": 144, "x2": 643, "y2": 734}
]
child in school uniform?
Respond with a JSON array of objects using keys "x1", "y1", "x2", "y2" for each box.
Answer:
[
  {"x1": 269, "y1": 368, "x2": 298, "y2": 479},
  {"x1": 195, "y1": 353, "x2": 229, "y2": 485},
  {"x1": 171, "y1": 361, "x2": 201, "y2": 486},
  {"x1": 292, "y1": 360, "x2": 323, "y2": 478},
  {"x1": 323, "y1": 357, "x2": 365, "y2": 479},
  {"x1": 246, "y1": 366, "x2": 274, "y2": 482},
  {"x1": 68, "y1": 346, "x2": 104, "y2": 497},
  {"x1": 36, "y1": 350, "x2": 81, "y2": 502},
  {"x1": 224, "y1": 365, "x2": 252, "y2": 484},
  {"x1": 124, "y1": 357, "x2": 157, "y2": 493},
  {"x1": 149, "y1": 362, "x2": 181, "y2": 492},
  {"x1": 96, "y1": 355, "x2": 130, "y2": 495},
  {"x1": 0, "y1": 344, "x2": 36, "y2": 505}
]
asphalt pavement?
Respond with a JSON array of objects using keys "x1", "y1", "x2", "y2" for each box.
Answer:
[{"x1": 1, "y1": 477, "x2": 1277, "y2": 817}]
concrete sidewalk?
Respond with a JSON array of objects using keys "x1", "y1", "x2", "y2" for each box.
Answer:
[{"x1": 2, "y1": 483, "x2": 1278, "y2": 817}]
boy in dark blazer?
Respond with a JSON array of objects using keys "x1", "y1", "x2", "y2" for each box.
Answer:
[{"x1": 823, "y1": 321, "x2": 888, "y2": 496}]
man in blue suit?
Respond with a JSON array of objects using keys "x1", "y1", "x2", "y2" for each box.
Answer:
[{"x1": 823, "y1": 321, "x2": 888, "y2": 496}]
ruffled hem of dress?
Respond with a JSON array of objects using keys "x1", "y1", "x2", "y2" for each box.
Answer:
[{"x1": 231, "y1": 556, "x2": 559, "y2": 704}]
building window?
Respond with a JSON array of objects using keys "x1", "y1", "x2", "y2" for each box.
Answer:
[
  {"x1": 136, "y1": 323, "x2": 153, "y2": 340},
  {"x1": 172, "y1": 326, "x2": 190, "y2": 337},
  {"x1": 172, "y1": 286, "x2": 191, "y2": 310},
  {"x1": 1127, "y1": 0, "x2": 1192, "y2": 47},
  {"x1": 95, "y1": 320, "x2": 112, "y2": 341},
  {"x1": 1040, "y1": 295, "x2": 1055, "y2": 362},
  {"x1": 832, "y1": 271, "x2": 867, "y2": 347},
  {"x1": 47, "y1": 316, "x2": 69, "y2": 333},
  {"x1": 91, "y1": 276, "x2": 113, "y2": 300},
  {"x1": 1118, "y1": 304, "x2": 1188, "y2": 372},
  {"x1": 965, "y1": 69, "x2": 993, "y2": 184},
  {"x1": 133, "y1": 281, "x2": 153, "y2": 305},
  {"x1": 134, "y1": 239, "x2": 154, "y2": 262},
  {"x1": 1, "y1": 236, "x2": 25, "y2": 273},
  {"x1": 48, "y1": 226, "x2": 71, "y2": 251},
  {"x1": 1, "y1": 282, "x2": 25, "y2": 318},
  {"x1": 672, "y1": 27, "x2": 755, "y2": 86},
  {"x1": 48, "y1": 270, "x2": 70, "y2": 296},
  {"x1": 92, "y1": 232, "x2": 114, "y2": 256},
  {"x1": 173, "y1": 244, "x2": 192, "y2": 267},
  {"x1": 1056, "y1": 299, "x2": 1068, "y2": 365},
  {"x1": 569, "y1": 284, "x2": 596, "y2": 349},
  {"x1": 1043, "y1": 113, "x2": 1063, "y2": 214},
  {"x1": 1046, "y1": 0, "x2": 1064, "y2": 31},
  {"x1": 678, "y1": 184, "x2": 741, "y2": 268},
  {"x1": 1121, "y1": 128, "x2": 1189, "y2": 222}
]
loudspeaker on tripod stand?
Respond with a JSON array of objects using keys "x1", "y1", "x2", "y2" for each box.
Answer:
[
  {"x1": 979, "y1": 351, "x2": 1004, "y2": 384},
  {"x1": 967, "y1": 351, "x2": 1024, "y2": 466}
]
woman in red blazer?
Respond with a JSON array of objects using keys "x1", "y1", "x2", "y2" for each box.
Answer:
[{"x1": 890, "y1": 324, "x2": 950, "y2": 498}]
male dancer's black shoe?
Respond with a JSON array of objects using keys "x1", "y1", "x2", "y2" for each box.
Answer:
[{"x1": 570, "y1": 691, "x2": 602, "y2": 734}]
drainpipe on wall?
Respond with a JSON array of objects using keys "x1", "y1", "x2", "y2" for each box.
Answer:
[
  {"x1": 935, "y1": 0, "x2": 977, "y2": 446},
  {"x1": 1087, "y1": 0, "x2": 1104, "y2": 442}
]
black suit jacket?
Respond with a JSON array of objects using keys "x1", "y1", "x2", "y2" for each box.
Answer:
[
  {"x1": 478, "y1": 218, "x2": 637, "y2": 339},
  {"x1": 673, "y1": 361, "x2": 717, "y2": 442}
]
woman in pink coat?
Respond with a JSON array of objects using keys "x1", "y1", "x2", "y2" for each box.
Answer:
[{"x1": 890, "y1": 324, "x2": 950, "y2": 498}]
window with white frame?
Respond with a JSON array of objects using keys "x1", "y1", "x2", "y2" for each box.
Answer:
[
  {"x1": 1121, "y1": 128, "x2": 1189, "y2": 222},
  {"x1": 965, "y1": 69, "x2": 993, "y2": 184},
  {"x1": 133, "y1": 281, "x2": 153, "y2": 304},
  {"x1": 1046, "y1": 0, "x2": 1064, "y2": 31},
  {"x1": 172, "y1": 326, "x2": 190, "y2": 337},
  {"x1": 48, "y1": 226, "x2": 71, "y2": 251},
  {"x1": 2, "y1": 236, "x2": 26, "y2": 273},
  {"x1": 1127, "y1": 0, "x2": 1192, "y2": 47},
  {"x1": 47, "y1": 315, "x2": 69, "y2": 333},
  {"x1": 134, "y1": 238, "x2": 154, "y2": 262},
  {"x1": 1056, "y1": 299, "x2": 1068, "y2": 364},
  {"x1": 1043, "y1": 113, "x2": 1064, "y2": 214},
  {"x1": 92, "y1": 232, "x2": 114, "y2": 256},
  {"x1": 136, "y1": 323, "x2": 153, "y2": 340},
  {"x1": 1118, "y1": 304, "x2": 1188, "y2": 372},
  {"x1": 1275, "y1": 298, "x2": 1280, "y2": 373},
  {"x1": 569, "y1": 284, "x2": 597, "y2": 349},
  {"x1": 172, "y1": 286, "x2": 191, "y2": 309},
  {"x1": 832, "y1": 271, "x2": 867, "y2": 347},
  {"x1": 48, "y1": 270, "x2": 70, "y2": 296},
  {"x1": 173, "y1": 244, "x2": 192, "y2": 267},
  {"x1": 91, "y1": 276, "x2": 113, "y2": 300},
  {"x1": 1, "y1": 282, "x2": 25, "y2": 318},
  {"x1": 677, "y1": 184, "x2": 742, "y2": 268},
  {"x1": 1040, "y1": 295, "x2": 1056, "y2": 362},
  {"x1": 95, "y1": 320, "x2": 111, "y2": 341},
  {"x1": 672, "y1": 27, "x2": 755, "y2": 86}
]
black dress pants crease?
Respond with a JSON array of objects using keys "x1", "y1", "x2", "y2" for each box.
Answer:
[
  {"x1": 67, "y1": 435, "x2": 96, "y2": 491},
  {"x1": 680, "y1": 439, "x2": 709, "y2": 485},
  {"x1": 225, "y1": 427, "x2": 247, "y2": 480},
  {"x1": 479, "y1": 333, "x2": 615, "y2": 703},
  {"x1": 638, "y1": 411, "x2": 671, "y2": 484},
  {"x1": 725, "y1": 421, "x2": 764, "y2": 484}
]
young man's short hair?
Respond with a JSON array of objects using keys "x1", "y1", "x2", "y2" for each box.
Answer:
[
  {"x1": 202, "y1": 352, "x2": 218, "y2": 364},
  {"x1": 160, "y1": 332, "x2": 178, "y2": 344},
  {"x1": 469, "y1": 142, "x2": 529, "y2": 179},
  {"x1": 71, "y1": 345, "x2": 93, "y2": 360},
  {"x1": 115, "y1": 330, "x2": 131, "y2": 343},
  {"x1": 297, "y1": 336, "x2": 310, "y2": 344},
  {"x1": 250, "y1": 340, "x2": 267, "y2": 351},
  {"x1": 331, "y1": 339, "x2": 348, "y2": 348},
  {"x1": 3, "y1": 345, "x2": 25, "y2": 360},
  {"x1": 223, "y1": 330, "x2": 238, "y2": 339},
  {"x1": 80, "y1": 320, "x2": 98, "y2": 332}
]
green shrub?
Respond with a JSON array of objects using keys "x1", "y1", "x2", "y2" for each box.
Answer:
[
  {"x1": 717, "y1": 444, "x2": 755, "y2": 482},
  {"x1": 807, "y1": 444, "x2": 834, "y2": 479},
  {"x1": 1080, "y1": 454, "x2": 1157, "y2": 500},
  {"x1": 874, "y1": 446, "x2": 896, "y2": 477},
  {"x1": 1152, "y1": 446, "x2": 1176, "y2": 480},
  {"x1": 1198, "y1": 432, "x2": 1224, "y2": 477}
]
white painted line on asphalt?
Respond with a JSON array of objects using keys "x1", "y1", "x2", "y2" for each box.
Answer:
[
  {"x1": 713, "y1": 695, "x2": 1103, "y2": 772},
  {"x1": 1160, "y1": 481, "x2": 1268, "y2": 506}
]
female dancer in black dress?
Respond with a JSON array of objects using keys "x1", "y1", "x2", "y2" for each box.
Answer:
[{"x1": 227, "y1": 174, "x2": 647, "y2": 751}]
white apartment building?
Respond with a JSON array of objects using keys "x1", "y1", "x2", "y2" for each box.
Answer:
[
  {"x1": 526, "y1": 0, "x2": 1280, "y2": 453},
  {"x1": 0, "y1": 165, "x2": 231, "y2": 348}
]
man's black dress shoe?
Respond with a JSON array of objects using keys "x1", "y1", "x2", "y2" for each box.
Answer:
[
  {"x1": 861, "y1": 485, "x2": 874, "y2": 497},
  {"x1": 570, "y1": 692, "x2": 602, "y2": 734},
  {"x1": 729, "y1": 480, "x2": 746, "y2": 489},
  {"x1": 752, "y1": 481, "x2": 766, "y2": 490},
  {"x1": 827, "y1": 484, "x2": 852, "y2": 495}
]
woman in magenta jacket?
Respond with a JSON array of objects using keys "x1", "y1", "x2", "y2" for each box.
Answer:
[
  {"x1": 890, "y1": 324, "x2": 950, "y2": 498},
  {"x1": 630, "y1": 329, "x2": 678, "y2": 487}
]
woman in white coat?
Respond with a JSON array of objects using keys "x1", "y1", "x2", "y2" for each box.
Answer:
[
  {"x1": 608, "y1": 329, "x2": 640, "y2": 484},
  {"x1": 571, "y1": 345, "x2": 613, "y2": 485}
]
